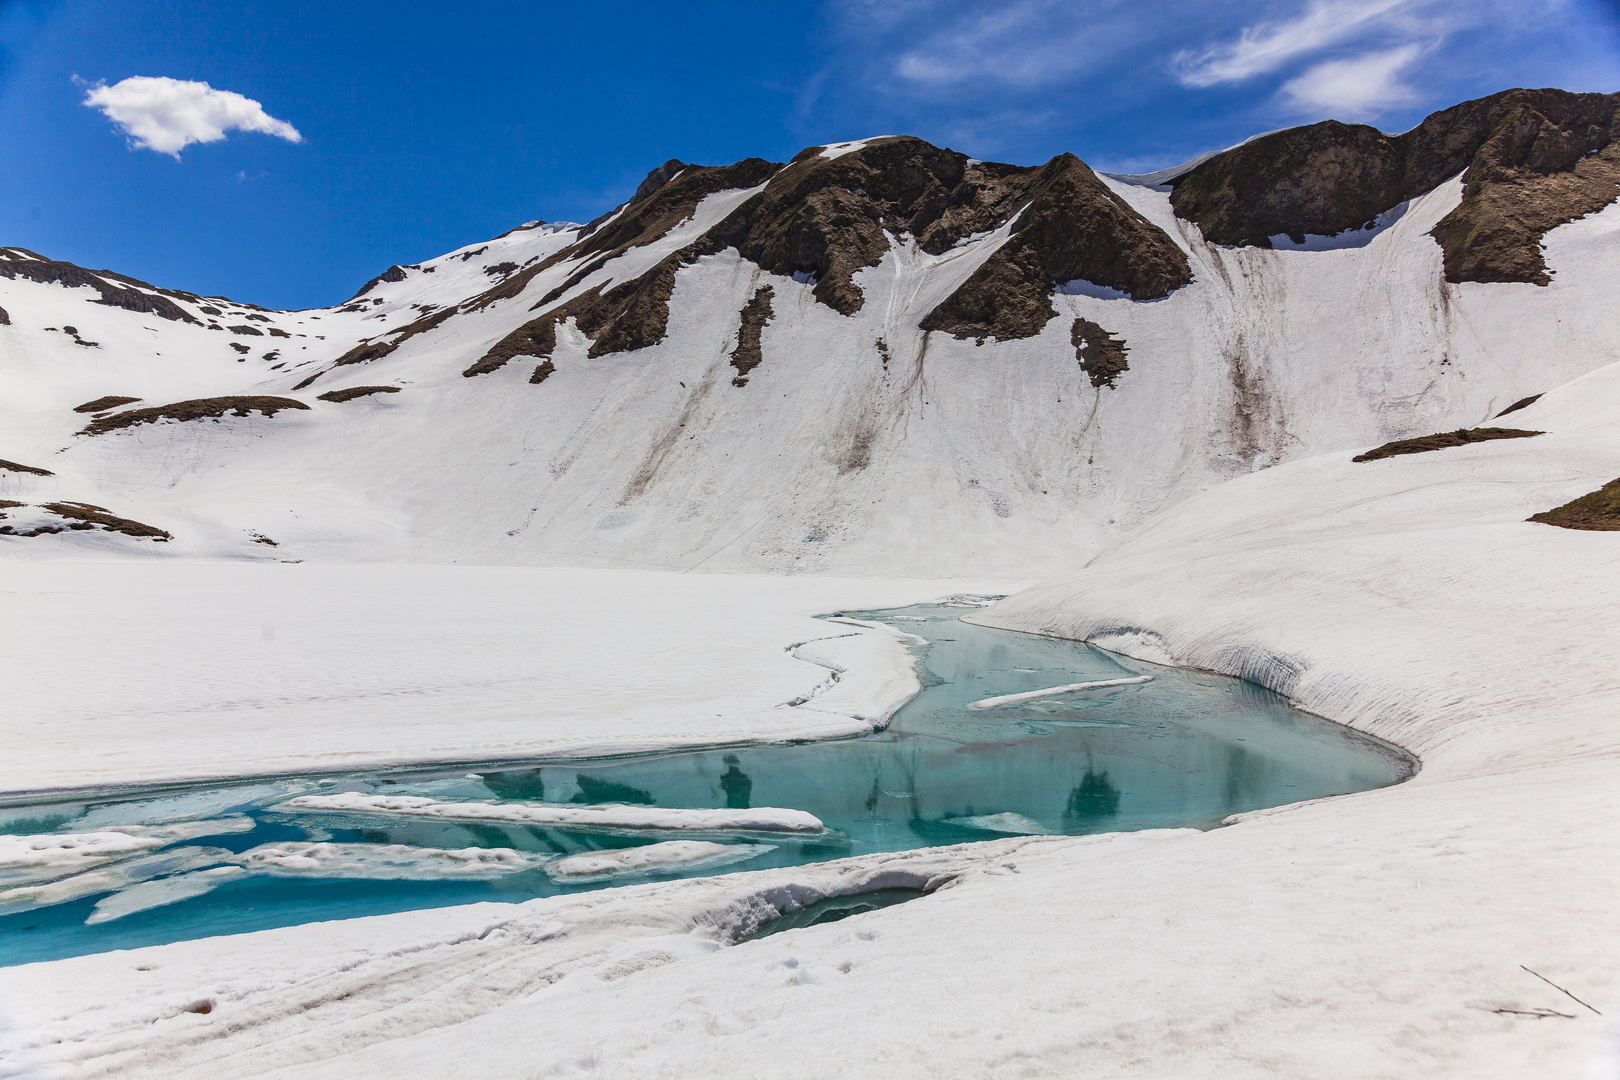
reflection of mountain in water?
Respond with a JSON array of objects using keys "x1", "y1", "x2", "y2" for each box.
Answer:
[
  {"x1": 719, "y1": 754, "x2": 752, "y2": 809},
  {"x1": 1066, "y1": 768, "x2": 1121, "y2": 820},
  {"x1": 481, "y1": 768, "x2": 546, "y2": 801},
  {"x1": 570, "y1": 774, "x2": 655, "y2": 805}
]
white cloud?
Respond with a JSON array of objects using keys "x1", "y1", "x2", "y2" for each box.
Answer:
[
  {"x1": 83, "y1": 76, "x2": 302, "y2": 157},
  {"x1": 1280, "y1": 43, "x2": 1422, "y2": 117},
  {"x1": 1175, "y1": 0, "x2": 1412, "y2": 86}
]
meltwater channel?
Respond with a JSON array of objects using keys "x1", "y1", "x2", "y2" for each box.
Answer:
[{"x1": 1, "y1": 600, "x2": 1414, "y2": 964}]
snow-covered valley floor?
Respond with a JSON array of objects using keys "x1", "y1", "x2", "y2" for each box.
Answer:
[{"x1": 3, "y1": 379, "x2": 1619, "y2": 1077}]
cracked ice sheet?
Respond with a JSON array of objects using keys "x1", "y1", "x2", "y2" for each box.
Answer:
[{"x1": 0, "y1": 567, "x2": 1022, "y2": 796}]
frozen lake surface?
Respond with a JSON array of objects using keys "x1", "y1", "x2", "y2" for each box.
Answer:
[{"x1": 0, "y1": 601, "x2": 1411, "y2": 965}]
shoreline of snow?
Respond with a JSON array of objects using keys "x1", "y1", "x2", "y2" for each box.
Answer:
[{"x1": 0, "y1": 565, "x2": 1019, "y2": 800}]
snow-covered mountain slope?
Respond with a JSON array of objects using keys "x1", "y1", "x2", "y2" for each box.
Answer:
[{"x1": 2, "y1": 89, "x2": 1616, "y2": 576}]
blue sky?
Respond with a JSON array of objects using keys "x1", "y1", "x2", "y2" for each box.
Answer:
[{"x1": 1, "y1": 0, "x2": 1616, "y2": 309}]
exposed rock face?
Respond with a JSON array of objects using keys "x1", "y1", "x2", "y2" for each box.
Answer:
[
  {"x1": 729, "y1": 285, "x2": 774, "y2": 386},
  {"x1": 1169, "y1": 89, "x2": 1620, "y2": 285},
  {"x1": 700, "y1": 139, "x2": 1189, "y2": 333},
  {"x1": 1071, "y1": 318, "x2": 1130, "y2": 388},
  {"x1": 0, "y1": 304, "x2": 8, "y2": 325},
  {"x1": 351, "y1": 265, "x2": 411, "y2": 299},
  {"x1": 921, "y1": 154, "x2": 1191, "y2": 341},
  {"x1": 0, "y1": 248, "x2": 200, "y2": 323}
]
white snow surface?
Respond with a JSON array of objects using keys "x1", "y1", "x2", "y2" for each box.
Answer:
[
  {"x1": 0, "y1": 567, "x2": 1009, "y2": 796},
  {"x1": 280, "y1": 793, "x2": 825, "y2": 834},
  {"x1": 4, "y1": 176, "x2": 1618, "y2": 577},
  {"x1": 3, "y1": 360, "x2": 1617, "y2": 1076}
]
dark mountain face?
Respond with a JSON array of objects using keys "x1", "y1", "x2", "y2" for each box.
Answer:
[{"x1": 1168, "y1": 88, "x2": 1620, "y2": 284}]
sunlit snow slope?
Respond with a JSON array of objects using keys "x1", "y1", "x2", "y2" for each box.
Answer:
[{"x1": 2, "y1": 91, "x2": 1616, "y2": 576}]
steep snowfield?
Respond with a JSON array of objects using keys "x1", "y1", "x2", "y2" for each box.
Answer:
[{"x1": 3, "y1": 180, "x2": 1616, "y2": 575}]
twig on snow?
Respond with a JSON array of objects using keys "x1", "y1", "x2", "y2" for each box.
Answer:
[{"x1": 1522, "y1": 966, "x2": 1603, "y2": 1016}]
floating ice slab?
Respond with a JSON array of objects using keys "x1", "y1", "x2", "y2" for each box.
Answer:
[
  {"x1": 87, "y1": 866, "x2": 245, "y2": 925},
  {"x1": 0, "y1": 832, "x2": 166, "y2": 886},
  {"x1": 279, "y1": 793, "x2": 826, "y2": 834},
  {"x1": 544, "y1": 841, "x2": 775, "y2": 881},
  {"x1": 0, "y1": 846, "x2": 232, "y2": 915},
  {"x1": 967, "y1": 676, "x2": 1152, "y2": 709},
  {"x1": 949, "y1": 813, "x2": 1052, "y2": 835},
  {"x1": 230, "y1": 842, "x2": 538, "y2": 879}
]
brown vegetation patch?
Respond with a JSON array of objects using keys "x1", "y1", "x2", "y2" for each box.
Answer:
[
  {"x1": 1528, "y1": 476, "x2": 1620, "y2": 530},
  {"x1": 1497, "y1": 394, "x2": 1543, "y2": 417},
  {"x1": 730, "y1": 285, "x2": 775, "y2": 386},
  {"x1": 530, "y1": 360, "x2": 556, "y2": 384},
  {"x1": 1072, "y1": 318, "x2": 1130, "y2": 388},
  {"x1": 0, "y1": 248, "x2": 200, "y2": 323},
  {"x1": 317, "y1": 385, "x2": 401, "y2": 402},
  {"x1": 82, "y1": 396, "x2": 310, "y2": 435},
  {"x1": 38, "y1": 502, "x2": 170, "y2": 540},
  {"x1": 1, "y1": 304, "x2": 11, "y2": 325},
  {"x1": 73, "y1": 395, "x2": 142, "y2": 413},
  {"x1": 483, "y1": 261, "x2": 520, "y2": 277},
  {"x1": 0, "y1": 458, "x2": 52, "y2": 476},
  {"x1": 1169, "y1": 89, "x2": 1620, "y2": 285},
  {"x1": 292, "y1": 371, "x2": 324, "y2": 390},
  {"x1": 1352, "y1": 427, "x2": 1543, "y2": 462}
]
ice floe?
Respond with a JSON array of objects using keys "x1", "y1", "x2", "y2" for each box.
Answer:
[
  {"x1": 229, "y1": 841, "x2": 539, "y2": 879},
  {"x1": 278, "y1": 793, "x2": 826, "y2": 834},
  {"x1": 967, "y1": 676, "x2": 1152, "y2": 709}
]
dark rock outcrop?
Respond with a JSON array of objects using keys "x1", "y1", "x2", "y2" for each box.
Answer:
[
  {"x1": 921, "y1": 155, "x2": 1191, "y2": 341},
  {"x1": 1169, "y1": 89, "x2": 1620, "y2": 284},
  {"x1": 0, "y1": 249, "x2": 201, "y2": 323},
  {"x1": 1072, "y1": 318, "x2": 1130, "y2": 388},
  {"x1": 351, "y1": 264, "x2": 409, "y2": 299},
  {"x1": 730, "y1": 285, "x2": 775, "y2": 386},
  {"x1": 317, "y1": 385, "x2": 400, "y2": 402},
  {"x1": 81, "y1": 396, "x2": 310, "y2": 435}
]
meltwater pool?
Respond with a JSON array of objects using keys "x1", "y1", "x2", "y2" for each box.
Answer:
[{"x1": 0, "y1": 599, "x2": 1413, "y2": 964}]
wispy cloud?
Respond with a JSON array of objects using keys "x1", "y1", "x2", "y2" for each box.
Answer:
[
  {"x1": 1174, "y1": 0, "x2": 1413, "y2": 87},
  {"x1": 1281, "y1": 43, "x2": 1422, "y2": 117},
  {"x1": 83, "y1": 76, "x2": 302, "y2": 157}
]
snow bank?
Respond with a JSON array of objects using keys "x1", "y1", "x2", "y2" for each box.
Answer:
[{"x1": 279, "y1": 793, "x2": 824, "y2": 834}]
